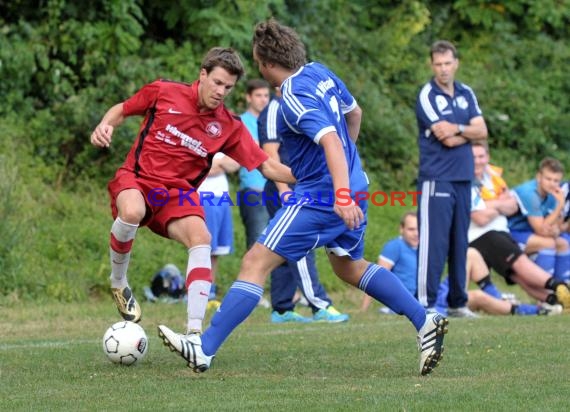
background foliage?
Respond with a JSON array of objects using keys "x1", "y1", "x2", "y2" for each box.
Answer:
[{"x1": 1, "y1": 0, "x2": 569, "y2": 301}]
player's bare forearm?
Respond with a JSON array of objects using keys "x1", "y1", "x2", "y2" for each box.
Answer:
[
  {"x1": 457, "y1": 116, "x2": 488, "y2": 141},
  {"x1": 259, "y1": 158, "x2": 296, "y2": 184},
  {"x1": 91, "y1": 103, "x2": 125, "y2": 148},
  {"x1": 441, "y1": 135, "x2": 468, "y2": 147}
]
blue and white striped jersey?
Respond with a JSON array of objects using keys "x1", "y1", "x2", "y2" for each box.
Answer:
[{"x1": 278, "y1": 62, "x2": 368, "y2": 197}]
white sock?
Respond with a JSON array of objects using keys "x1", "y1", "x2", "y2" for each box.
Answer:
[
  {"x1": 185, "y1": 245, "x2": 212, "y2": 333},
  {"x1": 109, "y1": 217, "x2": 138, "y2": 289}
]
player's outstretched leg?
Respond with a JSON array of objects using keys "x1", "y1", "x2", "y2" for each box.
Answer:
[
  {"x1": 157, "y1": 325, "x2": 213, "y2": 373},
  {"x1": 111, "y1": 286, "x2": 141, "y2": 323},
  {"x1": 417, "y1": 312, "x2": 448, "y2": 375}
]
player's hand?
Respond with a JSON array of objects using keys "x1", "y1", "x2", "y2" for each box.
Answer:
[
  {"x1": 334, "y1": 199, "x2": 364, "y2": 230},
  {"x1": 549, "y1": 186, "x2": 565, "y2": 204},
  {"x1": 90, "y1": 124, "x2": 114, "y2": 148}
]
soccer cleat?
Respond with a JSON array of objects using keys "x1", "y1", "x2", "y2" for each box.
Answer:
[
  {"x1": 537, "y1": 302, "x2": 563, "y2": 316},
  {"x1": 111, "y1": 286, "x2": 142, "y2": 323},
  {"x1": 157, "y1": 325, "x2": 213, "y2": 373},
  {"x1": 417, "y1": 312, "x2": 448, "y2": 376},
  {"x1": 271, "y1": 310, "x2": 313, "y2": 323},
  {"x1": 447, "y1": 306, "x2": 479, "y2": 318},
  {"x1": 554, "y1": 284, "x2": 570, "y2": 312},
  {"x1": 313, "y1": 306, "x2": 350, "y2": 323}
]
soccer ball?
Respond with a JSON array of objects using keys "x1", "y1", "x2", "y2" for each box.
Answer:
[{"x1": 102, "y1": 321, "x2": 148, "y2": 365}]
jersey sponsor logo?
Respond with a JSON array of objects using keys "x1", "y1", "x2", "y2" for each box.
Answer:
[
  {"x1": 205, "y1": 121, "x2": 222, "y2": 138},
  {"x1": 165, "y1": 124, "x2": 208, "y2": 157},
  {"x1": 168, "y1": 108, "x2": 182, "y2": 114},
  {"x1": 315, "y1": 77, "x2": 335, "y2": 98},
  {"x1": 456, "y1": 96, "x2": 468, "y2": 110}
]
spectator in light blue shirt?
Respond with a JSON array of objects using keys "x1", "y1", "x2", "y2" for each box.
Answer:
[
  {"x1": 508, "y1": 157, "x2": 569, "y2": 282},
  {"x1": 238, "y1": 79, "x2": 271, "y2": 249}
]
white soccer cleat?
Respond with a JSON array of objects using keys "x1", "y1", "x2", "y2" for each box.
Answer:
[
  {"x1": 157, "y1": 325, "x2": 213, "y2": 373},
  {"x1": 417, "y1": 312, "x2": 448, "y2": 376}
]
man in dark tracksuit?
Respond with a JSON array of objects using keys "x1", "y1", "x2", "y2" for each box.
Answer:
[{"x1": 415, "y1": 40, "x2": 488, "y2": 315}]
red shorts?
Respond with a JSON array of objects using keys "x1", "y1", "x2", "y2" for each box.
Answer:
[{"x1": 108, "y1": 169, "x2": 204, "y2": 238}]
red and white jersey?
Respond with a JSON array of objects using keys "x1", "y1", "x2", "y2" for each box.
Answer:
[{"x1": 118, "y1": 79, "x2": 268, "y2": 189}]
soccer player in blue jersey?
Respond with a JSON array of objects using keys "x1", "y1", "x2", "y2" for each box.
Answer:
[
  {"x1": 158, "y1": 18, "x2": 448, "y2": 376},
  {"x1": 415, "y1": 40, "x2": 488, "y2": 317}
]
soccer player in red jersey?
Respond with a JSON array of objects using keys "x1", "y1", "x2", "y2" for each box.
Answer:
[{"x1": 90, "y1": 47, "x2": 294, "y2": 333}]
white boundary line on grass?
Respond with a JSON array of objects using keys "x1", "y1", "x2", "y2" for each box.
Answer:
[{"x1": 0, "y1": 339, "x2": 98, "y2": 350}]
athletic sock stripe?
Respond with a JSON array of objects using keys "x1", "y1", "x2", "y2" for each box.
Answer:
[
  {"x1": 358, "y1": 264, "x2": 380, "y2": 291},
  {"x1": 231, "y1": 281, "x2": 263, "y2": 297}
]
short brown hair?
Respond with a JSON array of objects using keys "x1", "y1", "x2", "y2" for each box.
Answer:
[
  {"x1": 246, "y1": 78, "x2": 270, "y2": 94},
  {"x1": 472, "y1": 140, "x2": 489, "y2": 153},
  {"x1": 252, "y1": 18, "x2": 307, "y2": 71},
  {"x1": 430, "y1": 40, "x2": 458, "y2": 60},
  {"x1": 201, "y1": 47, "x2": 245, "y2": 80},
  {"x1": 400, "y1": 210, "x2": 417, "y2": 227},
  {"x1": 538, "y1": 157, "x2": 564, "y2": 174}
]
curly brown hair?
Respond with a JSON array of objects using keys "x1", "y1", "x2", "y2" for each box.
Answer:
[{"x1": 252, "y1": 18, "x2": 306, "y2": 71}]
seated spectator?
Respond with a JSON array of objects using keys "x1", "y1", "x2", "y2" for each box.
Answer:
[
  {"x1": 469, "y1": 142, "x2": 570, "y2": 309},
  {"x1": 360, "y1": 211, "x2": 419, "y2": 312},
  {"x1": 435, "y1": 248, "x2": 561, "y2": 316},
  {"x1": 360, "y1": 211, "x2": 539, "y2": 316},
  {"x1": 508, "y1": 157, "x2": 569, "y2": 281}
]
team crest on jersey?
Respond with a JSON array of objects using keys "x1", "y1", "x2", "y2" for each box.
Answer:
[
  {"x1": 456, "y1": 96, "x2": 468, "y2": 110},
  {"x1": 206, "y1": 121, "x2": 222, "y2": 138},
  {"x1": 436, "y1": 95, "x2": 448, "y2": 113}
]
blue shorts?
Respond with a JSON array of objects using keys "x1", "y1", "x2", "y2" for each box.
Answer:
[
  {"x1": 509, "y1": 230, "x2": 532, "y2": 250},
  {"x1": 258, "y1": 200, "x2": 367, "y2": 262},
  {"x1": 203, "y1": 199, "x2": 233, "y2": 256}
]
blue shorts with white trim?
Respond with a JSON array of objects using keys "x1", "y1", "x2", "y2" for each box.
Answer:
[{"x1": 258, "y1": 200, "x2": 367, "y2": 262}]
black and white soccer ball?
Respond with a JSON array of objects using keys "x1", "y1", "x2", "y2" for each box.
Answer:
[{"x1": 102, "y1": 321, "x2": 148, "y2": 365}]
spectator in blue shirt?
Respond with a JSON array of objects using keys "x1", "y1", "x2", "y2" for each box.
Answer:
[
  {"x1": 508, "y1": 157, "x2": 569, "y2": 282},
  {"x1": 361, "y1": 211, "x2": 418, "y2": 311}
]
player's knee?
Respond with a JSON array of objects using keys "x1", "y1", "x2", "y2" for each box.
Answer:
[
  {"x1": 556, "y1": 237, "x2": 569, "y2": 251},
  {"x1": 118, "y1": 206, "x2": 145, "y2": 224}
]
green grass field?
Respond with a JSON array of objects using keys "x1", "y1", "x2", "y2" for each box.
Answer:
[{"x1": 1, "y1": 294, "x2": 569, "y2": 411}]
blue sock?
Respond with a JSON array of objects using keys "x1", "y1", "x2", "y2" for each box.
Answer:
[
  {"x1": 476, "y1": 275, "x2": 502, "y2": 299},
  {"x1": 482, "y1": 283, "x2": 502, "y2": 299},
  {"x1": 358, "y1": 264, "x2": 426, "y2": 331},
  {"x1": 554, "y1": 251, "x2": 570, "y2": 282},
  {"x1": 201, "y1": 281, "x2": 263, "y2": 356},
  {"x1": 514, "y1": 304, "x2": 539, "y2": 316},
  {"x1": 533, "y1": 249, "x2": 555, "y2": 275}
]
